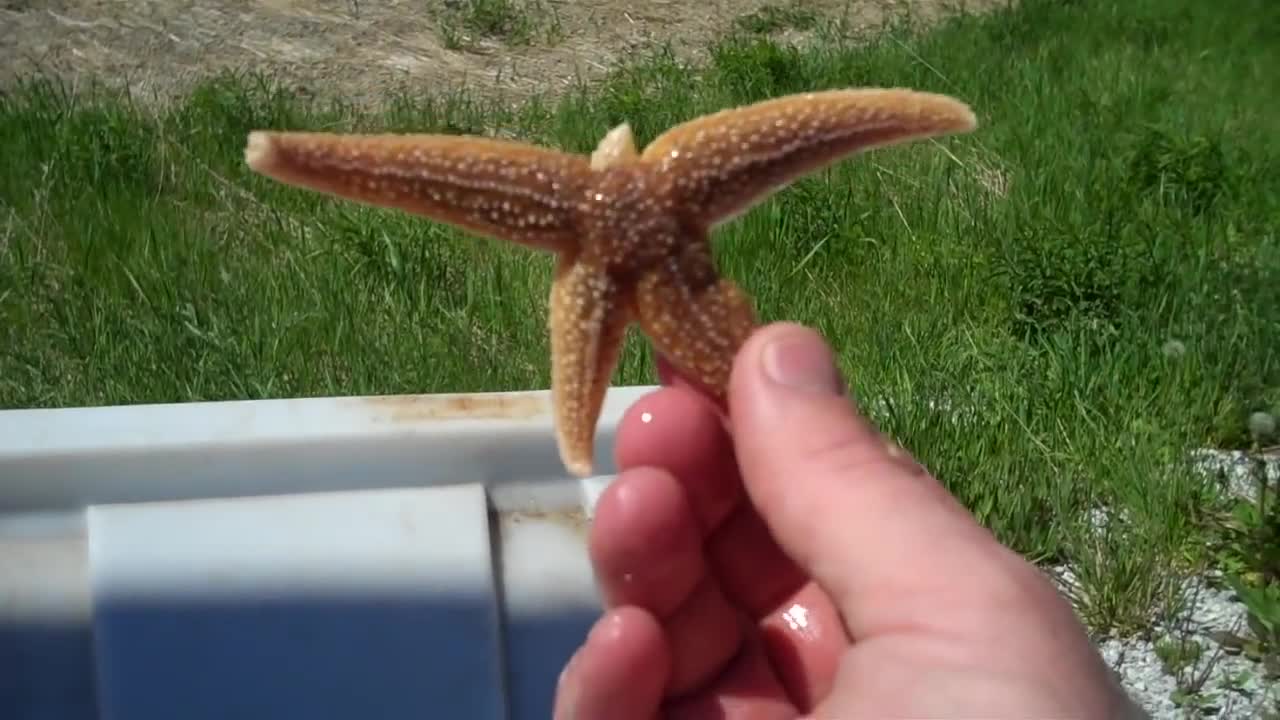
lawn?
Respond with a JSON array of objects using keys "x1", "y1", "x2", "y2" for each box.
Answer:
[{"x1": 1, "y1": 0, "x2": 1277, "y2": 660}]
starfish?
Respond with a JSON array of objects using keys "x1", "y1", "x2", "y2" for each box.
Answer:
[{"x1": 244, "y1": 88, "x2": 977, "y2": 477}]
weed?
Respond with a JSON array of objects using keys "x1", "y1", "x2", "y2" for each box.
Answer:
[
  {"x1": 989, "y1": 224, "x2": 1155, "y2": 344},
  {"x1": 436, "y1": 0, "x2": 561, "y2": 50},
  {"x1": 1156, "y1": 635, "x2": 1204, "y2": 674},
  {"x1": 733, "y1": 1, "x2": 819, "y2": 35},
  {"x1": 1229, "y1": 573, "x2": 1280, "y2": 658},
  {"x1": 1126, "y1": 125, "x2": 1233, "y2": 217},
  {"x1": 710, "y1": 34, "x2": 815, "y2": 102}
]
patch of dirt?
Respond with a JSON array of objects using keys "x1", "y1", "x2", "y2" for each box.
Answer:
[{"x1": 0, "y1": 0, "x2": 1006, "y2": 106}]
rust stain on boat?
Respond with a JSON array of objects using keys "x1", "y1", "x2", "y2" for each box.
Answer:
[
  {"x1": 364, "y1": 392, "x2": 549, "y2": 423},
  {"x1": 504, "y1": 508, "x2": 591, "y2": 537}
]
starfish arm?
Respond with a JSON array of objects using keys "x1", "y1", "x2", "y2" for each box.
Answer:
[
  {"x1": 633, "y1": 241, "x2": 757, "y2": 397},
  {"x1": 549, "y1": 257, "x2": 631, "y2": 477},
  {"x1": 245, "y1": 131, "x2": 591, "y2": 254},
  {"x1": 639, "y1": 88, "x2": 978, "y2": 227}
]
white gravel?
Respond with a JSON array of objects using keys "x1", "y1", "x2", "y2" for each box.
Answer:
[
  {"x1": 1054, "y1": 449, "x2": 1280, "y2": 719},
  {"x1": 1098, "y1": 577, "x2": 1276, "y2": 719},
  {"x1": 1190, "y1": 448, "x2": 1280, "y2": 504}
]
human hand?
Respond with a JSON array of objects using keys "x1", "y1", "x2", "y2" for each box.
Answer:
[{"x1": 553, "y1": 322, "x2": 1142, "y2": 719}]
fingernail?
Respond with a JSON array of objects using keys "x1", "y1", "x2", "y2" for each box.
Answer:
[{"x1": 761, "y1": 328, "x2": 844, "y2": 395}]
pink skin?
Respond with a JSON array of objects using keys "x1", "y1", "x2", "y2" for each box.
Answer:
[
  {"x1": 554, "y1": 324, "x2": 1135, "y2": 719},
  {"x1": 562, "y1": 376, "x2": 839, "y2": 718}
]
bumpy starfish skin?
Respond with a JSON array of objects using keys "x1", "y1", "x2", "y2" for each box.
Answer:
[{"x1": 245, "y1": 88, "x2": 978, "y2": 477}]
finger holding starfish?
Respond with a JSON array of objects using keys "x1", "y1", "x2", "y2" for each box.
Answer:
[{"x1": 244, "y1": 88, "x2": 977, "y2": 478}]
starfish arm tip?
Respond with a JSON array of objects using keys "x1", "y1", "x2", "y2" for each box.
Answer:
[
  {"x1": 890, "y1": 89, "x2": 979, "y2": 135},
  {"x1": 564, "y1": 457, "x2": 594, "y2": 478},
  {"x1": 244, "y1": 131, "x2": 275, "y2": 172},
  {"x1": 951, "y1": 101, "x2": 979, "y2": 132}
]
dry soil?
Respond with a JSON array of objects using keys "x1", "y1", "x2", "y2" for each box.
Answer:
[{"x1": 1, "y1": 0, "x2": 1006, "y2": 105}]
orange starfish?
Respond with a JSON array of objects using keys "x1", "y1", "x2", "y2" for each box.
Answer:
[{"x1": 244, "y1": 88, "x2": 977, "y2": 477}]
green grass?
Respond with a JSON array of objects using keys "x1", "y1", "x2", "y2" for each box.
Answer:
[
  {"x1": 435, "y1": 0, "x2": 562, "y2": 49},
  {"x1": 733, "y1": 0, "x2": 820, "y2": 35},
  {"x1": 2, "y1": 0, "x2": 1278, "y2": 638}
]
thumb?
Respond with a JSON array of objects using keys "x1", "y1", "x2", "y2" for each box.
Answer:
[{"x1": 727, "y1": 323, "x2": 1012, "y2": 635}]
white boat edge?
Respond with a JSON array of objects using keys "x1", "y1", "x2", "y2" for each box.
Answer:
[
  {"x1": 0, "y1": 384, "x2": 661, "y2": 511},
  {"x1": 0, "y1": 385, "x2": 664, "y2": 719}
]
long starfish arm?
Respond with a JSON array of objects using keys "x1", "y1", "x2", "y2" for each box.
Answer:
[
  {"x1": 245, "y1": 131, "x2": 591, "y2": 254},
  {"x1": 549, "y1": 257, "x2": 631, "y2": 477},
  {"x1": 640, "y1": 88, "x2": 977, "y2": 227},
  {"x1": 633, "y1": 241, "x2": 757, "y2": 397}
]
